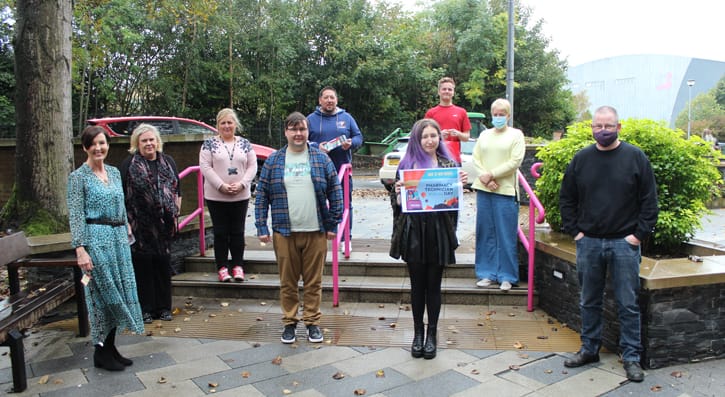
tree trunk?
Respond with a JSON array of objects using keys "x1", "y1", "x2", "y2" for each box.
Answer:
[{"x1": 2, "y1": 0, "x2": 74, "y2": 232}]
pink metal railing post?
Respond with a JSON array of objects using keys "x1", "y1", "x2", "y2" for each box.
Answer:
[
  {"x1": 177, "y1": 166, "x2": 206, "y2": 256},
  {"x1": 332, "y1": 163, "x2": 352, "y2": 307},
  {"x1": 517, "y1": 162, "x2": 546, "y2": 312}
]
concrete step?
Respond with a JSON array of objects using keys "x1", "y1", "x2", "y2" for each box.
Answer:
[
  {"x1": 174, "y1": 250, "x2": 535, "y2": 306},
  {"x1": 183, "y1": 250, "x2": 477, "y2": 278}
]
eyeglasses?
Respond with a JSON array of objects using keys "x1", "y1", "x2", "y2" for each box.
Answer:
[
  {"x1": 591, "y1": 123, "x2": 618, "y2": 131},
  {"x1": 286, "y1": 127, "x2": 308, "y2": 132}
]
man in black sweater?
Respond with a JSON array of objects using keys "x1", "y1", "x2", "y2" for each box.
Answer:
[{"x1": 559, "y1": 105, "x2": 658, "y2": 382}]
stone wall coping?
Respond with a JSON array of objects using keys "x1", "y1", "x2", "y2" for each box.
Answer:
[
  {"x1": 534, "y1": 229, "x2": 725, "y2": 290},
  {"x1": 25, "y1": 213, "x2": 210, "y2": 256}
]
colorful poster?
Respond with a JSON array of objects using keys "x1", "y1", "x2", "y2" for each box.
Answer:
[{"x1": 401, "y1": 168, "x2": 462, "y2": 213}]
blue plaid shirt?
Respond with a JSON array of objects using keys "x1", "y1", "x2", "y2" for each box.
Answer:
[{"x1": 254, "y1": 144, "x2": 343, "y2": 237}]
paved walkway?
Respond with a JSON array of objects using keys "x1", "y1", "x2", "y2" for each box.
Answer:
[{"x1": 2, "y1": 182, "x2": 723, "y2": 395}]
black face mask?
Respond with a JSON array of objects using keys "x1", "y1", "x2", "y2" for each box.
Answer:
[{"x1": 593, "y1": 130, "x2": 618, "y2": 147}]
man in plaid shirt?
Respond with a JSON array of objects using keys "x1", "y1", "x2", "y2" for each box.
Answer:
[{"x1": 254, "y1": 111, "x2": 343, "y2": 344}]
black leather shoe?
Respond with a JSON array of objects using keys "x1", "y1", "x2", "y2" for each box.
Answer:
[
  {"x1": 623, "y1": 361, "x2": 644, "y2": 382},
  {"x1": 564, "y1": 350, "x2": 600, "y2": 368},
  {"x1": 411, "y1": 326, "x2": 424, "y2": 358},
  {"x1": 142, "y1": 312, "x2": 153, "y2": 324},
  {"x1": 423, "y1": 327, "x2": 437, "y2": 359}
]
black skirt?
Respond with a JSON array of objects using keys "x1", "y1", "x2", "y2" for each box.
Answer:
[{"x1": 390, "y1": 210, "x2": 458, "y2": 266}]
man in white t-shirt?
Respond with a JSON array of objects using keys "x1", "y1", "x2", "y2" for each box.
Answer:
[{"x1": 254, "y1": 112, "x2": 343, "y2": 344}]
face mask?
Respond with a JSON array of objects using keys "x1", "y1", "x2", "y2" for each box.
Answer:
[
  {"x1": 593, "y1": 130, "x2": 618, "y2": 147},
  {"x1": 492, "y1": 116, "x2": 507, "y2": 129}
]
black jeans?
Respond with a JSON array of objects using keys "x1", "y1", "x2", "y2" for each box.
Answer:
[
  {"x1": 206, "y1": 199, "x2": 249, "y2": 269},
  {"x1": 131, "y1": 252, "x2": 172, "y2": 315}
]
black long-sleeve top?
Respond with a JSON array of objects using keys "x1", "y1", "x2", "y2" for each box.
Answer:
[{"x1": 559, "y1": 142, "x2": 659, "y2": 242}]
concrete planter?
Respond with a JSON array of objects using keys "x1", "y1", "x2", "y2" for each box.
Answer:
[{"x1": 0, "y1": 231, "x2": 30, "y2": 266}]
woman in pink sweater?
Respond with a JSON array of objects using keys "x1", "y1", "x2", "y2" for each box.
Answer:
[{"x1": 199, "y1": 108, "x2": 257, "y2": 282}]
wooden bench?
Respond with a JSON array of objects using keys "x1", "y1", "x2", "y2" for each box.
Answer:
[{"x1": 1, "y1": 232, "x2": 88, "y2": 393}]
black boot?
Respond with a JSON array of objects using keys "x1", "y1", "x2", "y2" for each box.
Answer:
[
  {"x1": 423, "y1": 325, "x2": 437, "y2": 359},
  {"x1": 105, "y1": 328, "x2": 133, "y2": 366},
  {"x1": 94, "y1": 344, "x2": 125, "y2": 371},
  {"x1": 411, "y1": 323, "x2": 424, "y2": 358}
]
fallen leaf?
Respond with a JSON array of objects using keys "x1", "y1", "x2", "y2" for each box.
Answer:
[
  {"x1": 241, "y1": 371, "x2": 250, "y2": 378},
  {"x1": 509, "y1": 365, "x2": 520, "y2": 371},
  {"x1": 220, "y1": 302, "x2": 229, "y2": 307},
  {"x1": 650, "y1": 385, "x2": 663, "y2": 391},
  {"x1": 354, "y1": 389, "x2": 367, "y2": 395},
  {"x1": 209, "y1": 313, "x2": 217, "y2": 318},
  {"x1": 208, "y1": 382, "x2": 218, "y2": 387},
  {"x1": 256, "y1": 316, "x2": 264, "y2": 321},
  {"x1": 518, "y1": 353, "x2": 529, "y2": 359},
  {"x1": 389, "y1": 322, "x2": 396, "y2": 328},
  {"x1": 272, "y1": 356, "x2": 283, "y2": 365},
  {"x1": 159, "y1": 330, "x2": 167, "y2": 335},
  {"x1": 282, "y1": 389, "x2": 291, "y2": 395},
  {"x1": 260, "y1": 301, "x2": 267, "y2": 306},
  {"x1": 537, "y1": 335, "x2": 549, "y2": 340},
  {"x1": 471, "y1": 369, "x2": 480, "y2": 375},
  {"x1": 509, "y1": 313, "x2": 516, "y2": 317},
  {"x1": 146, "y1": 330, "x2": 154, "y2": 336},
  {"x1": 38, "y1": 375, "x2": 49, "y2": 384},
  {"x1": 670, "y1": 371, "x2": 683, "y2": 378},
  {"x1": 544, "y1": 369, "x2": 553, "y2": 374},
  {"x1": 249, "y1": 275, "x2": 257, "y2": 279},
  {"x1": 513, "y1": 341, "x2": 525, "y2": 349},
  {"x1": 332, "y1": 371, "x2": 345, "y2": 379},
  {"x1": 172, "y1": 307, "x2": 181, "y2": 315},
  {"x1": 378, "y1": 304, "x2": 385, "y2": 308},
  {"x1": 53, "y1": 379, "x2": 64, "y2": 385},
  {"x1": 252, "y1": 342, "x2": 261, "y2": 348},
  {"x1": 378, "y1": 316, "x2": 386, "y2": 320},
  {"x1": 343, "y1": 310, "x2": 350, "y2": 315},
  {"x1": 183, "y1": 317, "x2": 191, "y2": 322},
  {"x1": 174, "y1": 327, "x2": 181, "y2": 333},
  {"x1": 375, "y1": 369, "x2": 385, "y2": 378},
  {"x1": 158, "y1": 377, "x2": 167, "y2": 384}
]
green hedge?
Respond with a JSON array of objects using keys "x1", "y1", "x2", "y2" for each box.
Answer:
[{"x1": 536, "y1": 119, "x2": 723, "y2": 255}]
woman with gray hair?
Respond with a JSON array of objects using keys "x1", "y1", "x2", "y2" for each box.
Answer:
[{"x1": 120, "y1": 123, "x2": 181, "y2": 324}]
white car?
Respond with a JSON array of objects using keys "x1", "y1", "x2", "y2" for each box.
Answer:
[{"x1": 379, "y1": 137, "x2": 477, "y2": 191}]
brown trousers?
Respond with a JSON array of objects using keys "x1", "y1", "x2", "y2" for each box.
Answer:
[{"x1": 273, "y1": 231, "x2": 327, "y2": 326}]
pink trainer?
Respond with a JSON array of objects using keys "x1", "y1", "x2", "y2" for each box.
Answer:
[
  {"x1": 218, "y1": 266, "x2": 232, "y2": 282},
  {"x1": 232, "y1": 266, "x2": 245, "y2": 282}
]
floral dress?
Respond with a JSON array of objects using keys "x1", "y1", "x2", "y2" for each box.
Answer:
[{"x1": 67, "y1": 163, "x2": 144, "y2": 344}]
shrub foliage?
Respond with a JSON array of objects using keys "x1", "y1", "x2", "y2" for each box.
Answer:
[{"x1": 536, "y1": 119, "x2": 722, "y2": 255}]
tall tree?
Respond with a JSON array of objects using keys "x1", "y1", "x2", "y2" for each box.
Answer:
[{"x1": 1, "y1": 0, "x2": 74, "y2": 234}]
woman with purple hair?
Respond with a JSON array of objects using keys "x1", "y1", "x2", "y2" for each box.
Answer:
[{"x1": 389, "y1": 118, "x2": 468, "y2": 359}]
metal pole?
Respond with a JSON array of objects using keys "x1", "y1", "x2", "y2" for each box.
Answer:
[
  {"x1": 506, "y1": 0, "x2": 515, "y2": 125},
  {"x1": 687, "y1": 85, "x2": 692, "y2": 139}
]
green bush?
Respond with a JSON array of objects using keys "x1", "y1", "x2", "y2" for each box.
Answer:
[{"x1": 536, "y1": 119, "x2": 722, "y2": 255}]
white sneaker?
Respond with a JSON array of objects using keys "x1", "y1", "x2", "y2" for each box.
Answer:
[
  {"x1": 500, "y1": 281, "x2": 512, "y2": 291},
  {"x1": 476, "y1": 278, "x2": 492, "y2": 287}
]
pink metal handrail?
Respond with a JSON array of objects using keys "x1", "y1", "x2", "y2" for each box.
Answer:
[
  {"x1": 331, "y1": 163, "x2": 352, "y2": 307},
  {"x1": 177, "y1": 165, "x2": 206, "y2": 256},
  {"x1": 517, "y1": 162, "x2": 546, "y2": 312}
]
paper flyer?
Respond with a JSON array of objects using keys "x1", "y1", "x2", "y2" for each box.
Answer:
[{"x1": 401, "y1": 168, "x2": 462, "y2": 213}]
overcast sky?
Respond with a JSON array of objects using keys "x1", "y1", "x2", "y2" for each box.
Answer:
[{"x1": 389, "y1": 0, "x2": 725, "y2": 66}]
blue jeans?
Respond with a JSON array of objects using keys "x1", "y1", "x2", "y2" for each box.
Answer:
[
  {"x1": 576, "y1": 236, "x2": 642, "y2": 362},
  {"x1": 474, "y1": 190, "x2": 519, "y2": 283}
]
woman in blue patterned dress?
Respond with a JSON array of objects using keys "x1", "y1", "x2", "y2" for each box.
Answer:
[{"x1": 67, "y1": 126, "x2": 145, "y2": 371}]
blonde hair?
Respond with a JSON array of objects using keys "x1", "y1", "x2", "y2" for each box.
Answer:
[
  {"x1": 128, "y1": 123, "x2": 163, "y2": 154},
  {"x1": 438, "y1": 76, "x2": 455, "y2": 89},
  {"x1": 491, "y1": 98, "x2": 511, "y2": 115},
  {"x1": 216, "y1": 108, "x2": 242, "y2": 134}
]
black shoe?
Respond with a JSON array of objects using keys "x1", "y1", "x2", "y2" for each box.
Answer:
[
  {"x1": 281, "y1": 324, "x2": 296, "y2": 344},
  {"x1": 564, "y1": 350, "x2": 600, "y2": 368},
  {"x1": 110, "y1": 345, "x2": 133, "y2": 366},
  {"x1": 159, "y1": 310, "x2": 173, "y2": 321},
  {"x1": 142, "y1": 312, "x2": 153, "y2": 324},
  {"x1": 411, "y1": 325, "x2": 424, "y2": 358},
  {"x1": 423, "y1": 326, "x2": 437, "y2": 359},
  {"x1": 623, "y1": 361, "x2": 644, "y2": 382},
  {"x1": 307, "y1": 325, "x2": 324, "y2": 343},
  {"x1": 94, "y1": 345, "x2": 125, "y2": 371}
]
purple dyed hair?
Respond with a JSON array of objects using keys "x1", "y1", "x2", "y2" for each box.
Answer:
[{"x1": 397, "y1": 118, "x2": 454, "y2": 171}]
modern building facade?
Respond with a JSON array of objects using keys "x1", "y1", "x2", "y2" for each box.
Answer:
[{"x1": 567, "y1": 55, "x2": 725, "y2": 127}]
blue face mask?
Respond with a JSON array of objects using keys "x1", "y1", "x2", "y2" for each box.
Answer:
[{"x1": 492, "y1": 116, "x2": 507, "y2": 129}]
